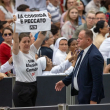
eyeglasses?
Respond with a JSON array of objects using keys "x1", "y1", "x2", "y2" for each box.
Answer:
[
  {"x1": 67, "y1": 2, "x2": 74, "y2": 4},
  {"x1": 4, "y1": 33, "x2": 12, "y2": 37},
  {"x1": 59, "y1": 44, "x2": 68, "y2": 46},
  {"x1": 87, "y1": 17, "x2": 95, "y2": 20},
  {"x1": 95, "y1": 18, "x2": 105, "y2": 20}
]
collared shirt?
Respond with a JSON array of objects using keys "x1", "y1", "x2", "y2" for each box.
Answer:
[
  {"x1": 47, "y1": 3, "x2": 61, "y2": 23},
  {"x1": 74, "y1": 44, "x2": 92, "y2": 91},
  {"x1": 85, "y1": 0, "x2": 100, "y2": 13}
]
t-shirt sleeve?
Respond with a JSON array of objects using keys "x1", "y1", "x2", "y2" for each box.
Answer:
[{"x1": 12, "y1": 51, "x2": 21, "y2": 63}]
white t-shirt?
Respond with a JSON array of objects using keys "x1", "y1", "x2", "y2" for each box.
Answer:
[
  {"x1": 12, "y1": 44, "x2": 38, "y2": 82},
  {"x1": 0, "y1": 5, "x2": 16, "y2": 20}
]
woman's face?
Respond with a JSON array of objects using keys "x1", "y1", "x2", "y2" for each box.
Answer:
[
  {"x1": 67, "y1": 0, "x2": 75, "y2": 9},
  {"x1": 69, "y1": 40, "x2": 78, "y2": 52},
  {"x1": 2, "y1": 29, "x2": 12, "y2": 43},
  {"x1": 100, "y1": 22, "x2": 109, "y2": 34},
  {"x1": 69, "y1": 8, "x2": 78, "y2": 21},
  {"x1": 19, "y1": 37, "x2": 31, "y2": 54},
  {"x1": 77, "y1": 1, "x2": 84, "y2": 11},
  {"x1": 59, "y1": 40, "x2": 68, "y2": 52}
]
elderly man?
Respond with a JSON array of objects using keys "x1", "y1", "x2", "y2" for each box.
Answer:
[
  {"x1": 85, "y1": 0, "x2": 101, "y2": 13},
  {"x1": 38, "y1": 31, "x2": 54, "y2": 60},
  {"x1": 73, "y1": 10, "x2": 96, "y2": 38},
  {"x1": 55, "y1": 29, "x2": 104, "y2": 104}
]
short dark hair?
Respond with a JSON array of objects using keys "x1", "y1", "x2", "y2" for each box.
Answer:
[
  {"x1": 0, "y1": 21, "x2": 7, "y2": 30},
  {"x1": 80, "y1": 0, "x2": 86, "y2": 14},
  {"x1": 95, "y1": 11, "x2": 105, "y2": 16},
  {"x1": 94, "y1": 20, "x2": 105, "y2": 33},
  {"x1": 51, "y1": 24, "x2": 59, "y2": 35},
  {"x1": 68, "y1": 38, "x2": 77, "y2": 47},
  {"x1": 83, "y1": 29, "x2": 93, "y2": 40},
  {"x1": 17, "y1": 4, "x2": 29, "y2": 11},
  {"x1": 2, "y1": 27, "x2": 13, "y2": 35},
  {"x1": 65, "y1": 0, "x2": 68, "y2": 10},
  {"x1": 19, "y1": 33, "x2": 30, "y2": 42}
]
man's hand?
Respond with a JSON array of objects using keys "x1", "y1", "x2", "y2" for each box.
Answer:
[
  {"x1": 104, "y1": 64, "x2": 110, "y2": 73},
  {"x1": 90, "y1": 101, "x2": 97, "y2": 104},
  {"x1": 0, "y1": 73, "x2": 7, "y2": 80},
  {"x1": 55, "y1": 80, "x2": 65, "y2": 91}
]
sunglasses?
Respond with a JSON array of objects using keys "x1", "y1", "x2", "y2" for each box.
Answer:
[{"x1": 4, "y1": 33, "x2": 12, "y2": 37}]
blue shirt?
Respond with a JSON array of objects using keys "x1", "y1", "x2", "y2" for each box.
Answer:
[{"x1": 78, "y1": 15, "x2": 86, "y2": 26}]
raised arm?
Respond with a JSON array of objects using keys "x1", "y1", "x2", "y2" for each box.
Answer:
[
  {"x1": 12, "y1": 22, "x2": 19, "y2": 55},
  {"x1": 33, "y1": 31, "x2": 47, "y2": 50}
]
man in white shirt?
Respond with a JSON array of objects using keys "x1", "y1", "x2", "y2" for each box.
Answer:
[
  {"x1": 85, "y1": 0, "x2": 101, "y2": 13},
  {"x1": 55, "y1": 29, "x2": 104, "y2": 104}
]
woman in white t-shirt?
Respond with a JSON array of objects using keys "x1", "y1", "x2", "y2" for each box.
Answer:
[
  {"x1": 0, "y1": 0, "x2": 16, "y2": 22},
  {"x1": 12, "y1": 23, "x2": 47, "y2": 107}
]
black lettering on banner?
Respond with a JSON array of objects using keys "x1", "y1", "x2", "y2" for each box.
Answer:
[
  {"x1": 20, "y1": 19, "x2": 23, "y2": 24},
  {"x1": 30, "y1": 25, "x2": 37, "y2": 30},
  {"x1": 43, "y1": 18, "x2": 46, "y2": 23},
  {"x1": 18, "y1": 14, "x2": 24, "y2": 19}
]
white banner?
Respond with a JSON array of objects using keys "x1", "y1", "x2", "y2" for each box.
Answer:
[{"x1": 15, "y1": 10, "x2": 51, "y2": 32}]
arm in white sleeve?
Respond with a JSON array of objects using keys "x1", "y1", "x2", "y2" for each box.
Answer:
[
  {"x1": 64, "y1": 66, "x2": 74, "y2": 75},
  {"x1": 0, "y1": 61, "x2": 13, "y2": 73},
  {"x1": 51, "y1": 60, "x2": 72, "y2": 73}
]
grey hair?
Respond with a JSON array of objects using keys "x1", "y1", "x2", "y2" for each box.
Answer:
[{"x1": 42, "y1": 31, "x2": 53, "y2": 45}]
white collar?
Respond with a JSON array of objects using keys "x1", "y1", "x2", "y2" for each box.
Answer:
[{"x1": 83, "y1": 44, "x2": 92, "y2": 54}]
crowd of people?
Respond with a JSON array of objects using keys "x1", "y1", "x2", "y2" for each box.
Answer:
[{"x1": 0, "y1": 0, "x2": 110, "y2": 107}]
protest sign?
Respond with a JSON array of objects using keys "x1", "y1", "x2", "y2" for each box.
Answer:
[{"x1": 15, "y1": 10, "x2": 51, "y2": 32}]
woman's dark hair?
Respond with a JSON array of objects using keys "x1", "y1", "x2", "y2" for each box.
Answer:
[
  {"x1": 2, "y1": 27, "x2": 13, "y2": 35},
  {"x1": 51, "y1": 24, "x2": 59, "y2": 35},
  {"x1": 17, "y1": 4, "x2": 29, "y2": 11},
  {"x1": 94, "y1": 20, "x2": 105, "y2": 33},
  {"x1": 68, "y1": 38, "x2": 77, "y2": 47},
  {"x1": 80, "y1": 0, "x2": 86, "y2": 14},
  {"x1": 105, "y1": 0, "x2": 110, "y2": 10},
  {"x1": 19, "y1": 33, "x2": 30, "y2": 42},
  {"x1": 65, "y1": 0, "x2": 68, "y2": 10}
]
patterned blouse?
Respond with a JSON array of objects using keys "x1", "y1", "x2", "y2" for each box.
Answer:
[{"x1": 61, "y1": 21, "x2": 78, "y2": 40}]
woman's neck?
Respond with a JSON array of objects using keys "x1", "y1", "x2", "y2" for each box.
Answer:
[
  {"x1": 70, "y1": 20, "x2": 75, "y2": 25},
  {"x1": 100, "y1": 33, "x2": 106, "y2": 37},
  {"x1": 4, "y1": 41, "x2": 12, "y2": 46},
  {"x1": 78, "y1": 11, "x2": 83, "y2": 17}
]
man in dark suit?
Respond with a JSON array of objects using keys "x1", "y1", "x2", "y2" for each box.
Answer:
[{"x1": 55, "y1": 29, "x2": 104, "y2": 104}]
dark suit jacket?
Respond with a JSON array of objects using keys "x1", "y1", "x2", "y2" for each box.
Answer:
[{"x1": 62, "y1": 44, "x2": 105, "y2": 104}]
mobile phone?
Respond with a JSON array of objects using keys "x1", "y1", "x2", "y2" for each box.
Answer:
[{"x1": 107, "y1": 58, "x2": 110, "y2": 65}]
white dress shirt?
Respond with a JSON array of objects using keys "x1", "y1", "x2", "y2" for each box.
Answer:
[
  {"x1": 99, "y1": 37, "x2": 110, "y2": 63},
  {"x1": 74, "y1": 44, "x2": 92, "y2": 91}
]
